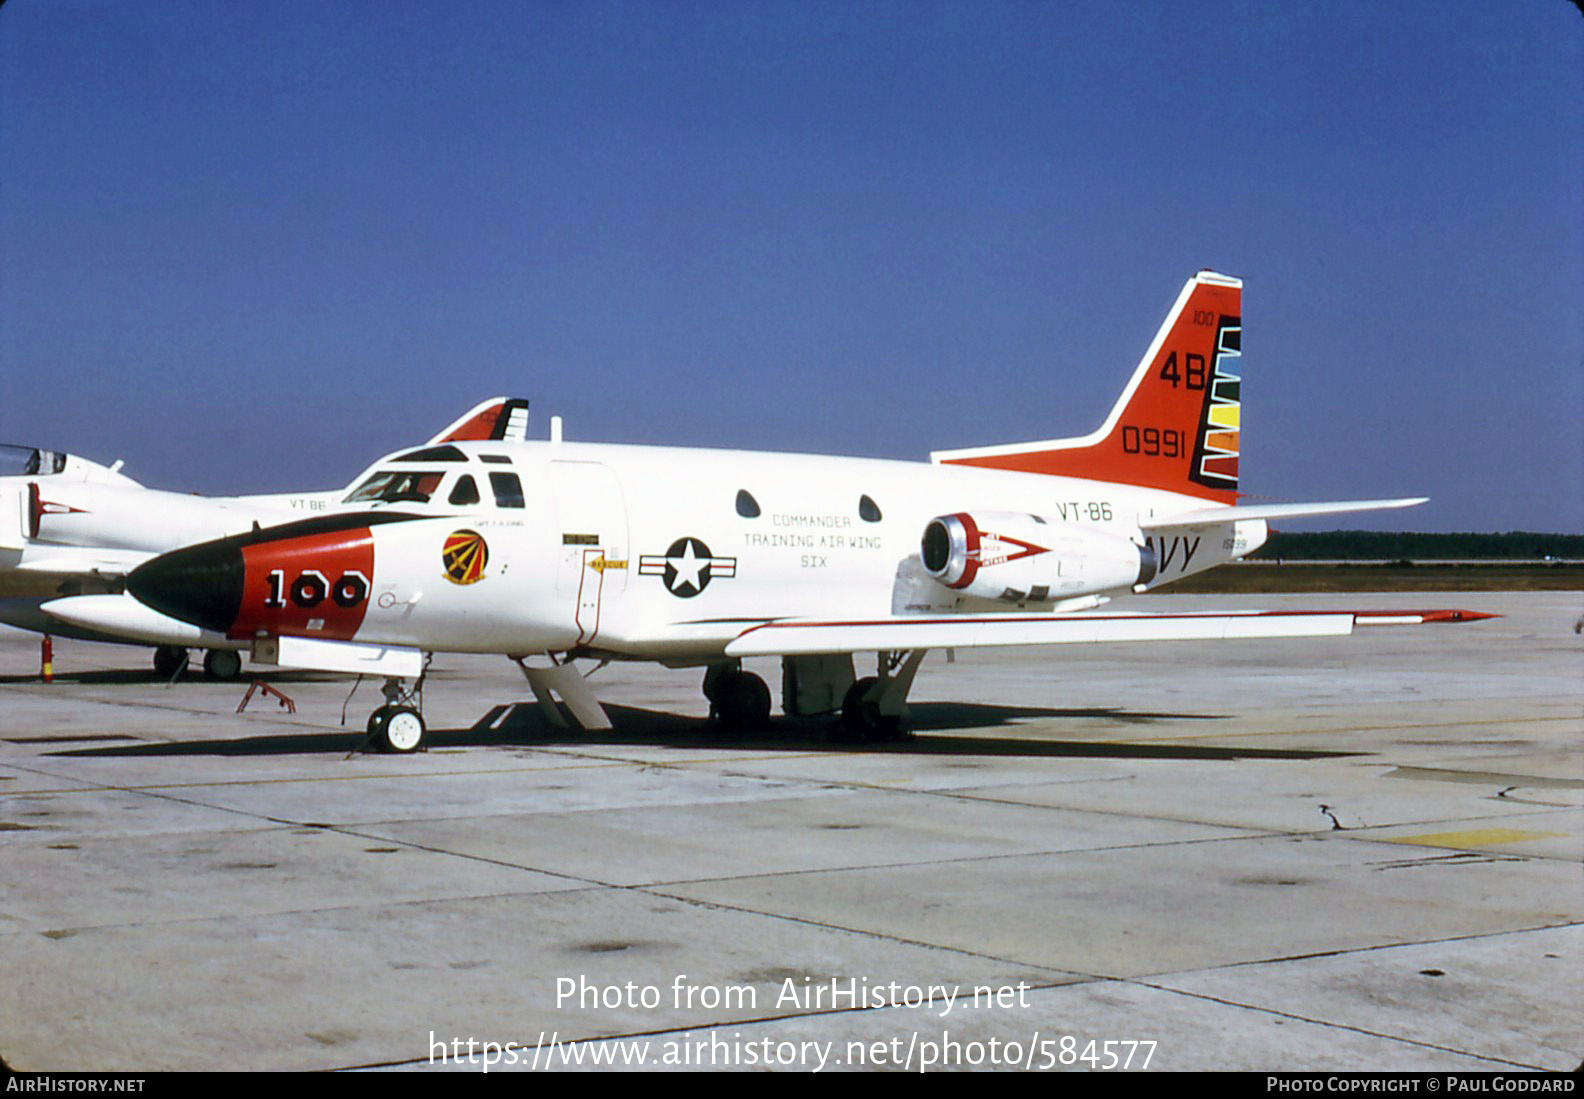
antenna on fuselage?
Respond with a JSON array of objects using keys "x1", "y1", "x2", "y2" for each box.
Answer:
[{"x1": 550, "y1": 416, "x2": 563, "y2": 444}]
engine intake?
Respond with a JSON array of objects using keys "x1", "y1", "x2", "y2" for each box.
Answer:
[{"x1": 920, "y1": 511, "x2": 1155, "y2": 602}]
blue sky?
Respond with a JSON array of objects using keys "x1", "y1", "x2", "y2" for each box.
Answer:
[{"x1": 2, "y1": 0, "x2": 1580, "y2": 532}]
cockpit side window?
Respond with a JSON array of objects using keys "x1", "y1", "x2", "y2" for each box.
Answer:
[
  {"x1": 489, "y1": 471, "x2": 525, "y2": 508},
  {"x1": 344, "y1": 470, "x2": 445, "y2": 504},
  {"x1": 448, "y1": 474, "x2": 481, "y2": 507}
]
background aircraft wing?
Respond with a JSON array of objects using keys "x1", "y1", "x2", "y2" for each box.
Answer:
[{"x1": 0, "y1": 547, "x2": 154, "y2": 598}]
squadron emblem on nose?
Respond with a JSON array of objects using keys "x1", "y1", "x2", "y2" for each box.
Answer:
[{"x1": 442, "y1": 529, "x2": 489, "y2": 585}]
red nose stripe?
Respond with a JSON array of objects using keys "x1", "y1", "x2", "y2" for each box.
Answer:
[{"x1": 232, "y1": 528, "x2": 376, "y2": 641}]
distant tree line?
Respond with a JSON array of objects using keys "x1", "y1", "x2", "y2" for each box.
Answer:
[{"x1": 1250, "y1": 531, "x2": 1584, "y2": 560}]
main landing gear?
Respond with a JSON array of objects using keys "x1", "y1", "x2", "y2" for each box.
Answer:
[
  {"x1": 365, "y1": 665, "x2": 429, "y2": 753},
  {"x1": 703, "y1": 662, "x2": 772, "y2": 730},
  {"x1": 841, "y1": 676, "x2": 905, "y2": 741},
  {"x1": 705, "y1": 651, "x2": 927, "y2": 740},
  {"x1": 152, "y1": 646, "x2": 243, "y2": 681}
]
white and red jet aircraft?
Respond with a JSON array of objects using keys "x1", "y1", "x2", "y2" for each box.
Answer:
[
  {"x1": 48, "y1": 272, "x2": 1489, "y2": 750},
  {"x1": 1, "y1": 398, "x2": 529, "y2": 677}
]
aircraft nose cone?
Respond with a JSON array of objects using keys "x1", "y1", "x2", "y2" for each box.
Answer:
[{"x1": 127, "y1": 539, "x2": 245, "y2": 635}]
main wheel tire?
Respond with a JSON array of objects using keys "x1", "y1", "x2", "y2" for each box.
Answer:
[
  {"x1": 710, "y1": 670, "x2": 772, "y2": 730},
  {"x1": 373, "y1": 706, "x2": 426, "y2": 753},
  {"x1": 153, "y1": 646, "x2": 188, "y2": 680},
  {"x1": 841, "y1": 677, "x2": 904, "y2": 742},
  {"x1": 202, "y1": 648, "x2": 242, "y2": 680}
]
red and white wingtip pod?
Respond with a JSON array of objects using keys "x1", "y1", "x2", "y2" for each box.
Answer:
[
  {"x1": 1351, "y1": 609, "x2": 1501, "y2": 625},
  {"x1": 920, "y1": 511, "x2": 1157, "y2": 603}
]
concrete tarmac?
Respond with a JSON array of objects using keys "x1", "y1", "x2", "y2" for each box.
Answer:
[{"x1": 1, "y1": 592, "x2": 1579, "y2": 1072}]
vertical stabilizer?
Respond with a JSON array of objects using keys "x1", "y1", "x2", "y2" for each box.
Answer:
[{"x1": 932, "y1": 271, "x2": 1243, "y2": 504}]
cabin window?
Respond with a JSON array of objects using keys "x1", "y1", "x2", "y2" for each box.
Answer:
[
  {"x1": 448, "y1": 474, "x2": 481, "y2": 507},
  {"x1": 480, "y1": 454, "x2": 513, "y2": 464},
  {"x1": 859, "y1": 494, "x2": 882, "y2": 522},
  {"x1": 489, "y1": 471, "x2": 525, "y2": 508},
  {"x1": 736, "y1": 489, "x2": 761, "y2": 518}
]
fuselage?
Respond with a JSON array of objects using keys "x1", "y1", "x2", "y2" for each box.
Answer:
[{"x1": 151, "y1": 437, "x2": 1265, "y2": 661}]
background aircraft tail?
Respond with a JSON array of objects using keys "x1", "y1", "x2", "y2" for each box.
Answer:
[
  {"x1": 932, "y1": 271, "x2": 1243, "y2": 505},
  {"x1": 429, "y1": 398, "x2": 532, "y2": 444}
]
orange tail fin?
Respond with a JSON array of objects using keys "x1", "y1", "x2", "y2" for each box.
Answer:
[{"x1": 933, "y1": 271, "x2": 1243, "y2": 504}]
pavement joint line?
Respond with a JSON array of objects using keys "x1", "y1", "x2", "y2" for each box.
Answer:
[
  {"x1": 1122, "y1": 985, "x2": 1544, "y2": 1071},
  {"x1": 337, "y1": 979, "x2": 1115, "y2": 1071},
  {"x1": 627, "y1": 884, "x2": 1099, "y2": 979},
  {"x1": 703, "y1": 766, "x2": 1583, "y2": 845},
  {"x1": 0, "y1": 804, "x2": 1353, "y2": 953},
  {"x1": 1122, "y1": 713, "x2": 1581, "y2": 744},
  {"x1": 0, "y1": 750, "x2": 850, "y2": 799},
  {"x1": 1113, "y1": 921, "x2": 1584, "y2": 1072},
  {"x1": 11, "y1": 754, "x2": 1579, "y2": 861},
  {"x1": 1142, "y1": 920, "x2": 1584, "y2": 977},
  {"x1": 334, "y1": 814, "x2": 1313, "y2": 896},
  {"x1": 334, "y1": 890, "x2": 1576, "y2": 1073},
  {"x1": 1, "y1": 814, "x2": 1121, "y2": 971},
  {"x1": 577, "y1": 833, "x2": 1307, "y2": 892}
]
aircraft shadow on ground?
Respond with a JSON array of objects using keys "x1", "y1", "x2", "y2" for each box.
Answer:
[{"x1": 48, "y1": 700, "x2": 1361, "y2": 762}]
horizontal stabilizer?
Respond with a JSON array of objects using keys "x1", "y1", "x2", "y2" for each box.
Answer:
[
  {"x1": 725, "y1": 606, "x2": 1492, "y2": 658},
  {"x1": 1140, "y1": 498, "x2": 1428, "y2": 531}
]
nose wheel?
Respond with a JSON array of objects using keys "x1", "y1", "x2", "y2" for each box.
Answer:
[
  {"x1": 361, "y1": 666, "x2": 430, "y2": 754},
  {"x1": 368, "y1": 705, "x2": 426, "y2": 753}
]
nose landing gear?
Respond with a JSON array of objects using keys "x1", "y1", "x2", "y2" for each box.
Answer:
[
  {"x1": 363, "y1": 661, "x2": 430, "y2": 753},
  {"x1": 368, "y1": 704, "x2": 426, "y2": 753}
]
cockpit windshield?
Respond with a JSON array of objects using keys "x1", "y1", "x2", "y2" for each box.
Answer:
[
  {"x1": 0, "y1": 445, "x2": 65, "y2": 477},
  {"x1": 343, "y1": 470, "x2": 446, "y2": 504}
]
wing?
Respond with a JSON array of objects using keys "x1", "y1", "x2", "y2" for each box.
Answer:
[
  {"x1": 725, "y1": 608, "x2": 1494, "y2": 657},
  {"x1": 1139, "y1": 498, "x2": 1428, "y2": 532}
]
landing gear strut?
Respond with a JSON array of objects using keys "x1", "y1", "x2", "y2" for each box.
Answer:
[{"x1": 838, "y1": 651, "x2": 927, "y2": 742}]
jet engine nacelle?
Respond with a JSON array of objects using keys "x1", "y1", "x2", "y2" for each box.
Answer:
[{"x1": 920, "y1": 511, "x2": 1157, "y2": 602}]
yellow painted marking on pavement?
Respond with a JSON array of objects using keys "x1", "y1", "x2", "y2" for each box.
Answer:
[{"x1": 1381, "y1": 828, "x2": 1565, "y2": 849}]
